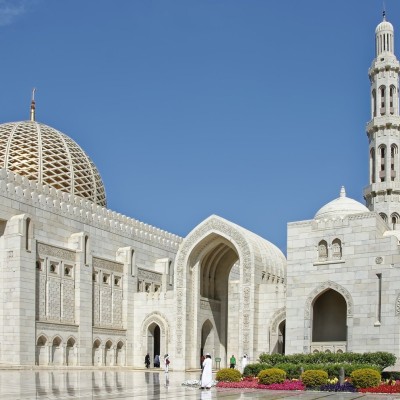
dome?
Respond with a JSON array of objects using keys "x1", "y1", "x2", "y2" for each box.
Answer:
[
  {"x1": 0, "y1": 120, "x2": 107, "y2": 206},
  {"x1": 376, "y1": 19, "x2": 394, "y2": 34},
  {"x1": 314, "y1": 187, "x2": 369, "y2": 219}
]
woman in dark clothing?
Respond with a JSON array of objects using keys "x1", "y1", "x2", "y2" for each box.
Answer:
[{"x1": 145, "y1": 353, "x2": 150, "y2": 368}]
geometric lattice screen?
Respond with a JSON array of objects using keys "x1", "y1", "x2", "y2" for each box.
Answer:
[{"x1": 0, "y1": 121, "x2": 107, "y2": 207}]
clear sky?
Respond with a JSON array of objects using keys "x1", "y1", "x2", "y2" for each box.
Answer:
[{"x1": 0, "y1": 0, "x2": 397, "y2": 254}]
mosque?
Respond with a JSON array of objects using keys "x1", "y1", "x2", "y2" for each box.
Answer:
[{"x1": 0, "y1": 16, "x2": 399, "y2": 371}]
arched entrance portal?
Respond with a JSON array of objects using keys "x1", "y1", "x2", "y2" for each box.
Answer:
[
  {"x1": 147, "y1": 323, "x2": 161, "y2": 364},
  {"x1": 174, "y1": 215, "x2": 286, "y2": 370},
  {"x1": 311, "y1": 289, "x2": 347, "y2": 353},
  {"x1": 277, "y1": 320, "x2": 286, "y2": 354}
]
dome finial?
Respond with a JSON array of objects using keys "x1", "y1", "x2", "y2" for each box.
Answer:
[
  {"x1": 340, "y1": 186, "x2": 346, "y2": 198},
  {"x1": 30, "y1": 88, "x2": 36, "y2": 122},
  {"x1": 383, "y1": 1, "x2": 386, "y2": 20}
]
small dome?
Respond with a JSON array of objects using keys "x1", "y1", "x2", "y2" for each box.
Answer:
[
  {"x1": 315, "y1": 187, "x2": 369, "y2": 219},
  {"x1": 0, "y1": 121, "x2": 106, "y2": 206},
  {"x1": 376, "y1": 20, "x2": 394, "y2": 34}
]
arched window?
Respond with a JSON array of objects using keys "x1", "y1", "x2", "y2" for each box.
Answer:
[
  {"x1": 391, "y1": 144, "x2": 398, "y2": 181},
  {"x1": 390, "y1": 86, "x2": 395, "y2": 114},
  {"x1": 380, "y1": 86, "x2": 386, "y2": 115},
  {"x1": 372, "y1": 89, "x2": 377, "y2": 117},
  {"x1": 391, "y1": 213, "x2": 399, "y2": 230},
  {"x1": 318, "y1": 240, "x2": 328, "y2": 261},
  {"x1": 25, "y1": 218, "x2": 32, "y2": 251},
  {"x1": 380, "y1": 145, "x2": 386, "y2": 182},
  {"x1": 370, "y1": 148, "x2": 376, "y2": 183},
  {"x1": 379, "y1": 213, "x2": 388, "y2": 223},
  {"x1": 332, "y1": 239, "x2": 342, "y2": 260},
  {"x1": 84, "y1": 235, "x2": 89, "y2": 265}
]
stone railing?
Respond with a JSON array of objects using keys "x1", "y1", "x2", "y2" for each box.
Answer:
[
  {"x1": 0, "y1": 169, "x2": 182, "y2": 251},
  {"x1": 310, "y1": 341, "x2": 347, "y2": 354}
]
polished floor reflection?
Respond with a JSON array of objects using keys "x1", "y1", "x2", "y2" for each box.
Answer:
[{"x1": 0, "y1": 369, "x2": 394, "y2": 399}]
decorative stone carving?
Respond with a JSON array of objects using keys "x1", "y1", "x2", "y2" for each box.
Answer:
[
  {"x1": 138, "y1": 268, "x2": 162, "y2": 283},
  {"x1": 375, "y1": 256, "x2": 383, "y2": 264},
  {"x1": 395, "y1": 294, "x2": 400, "y2": 316},
  {"x1": 93, "y1": 257, "x2": 123, "y2": 273},
  {"x1": 38, "y1": 242, "x2": 75, "y2": 262},
  {"x1": 270, "y1": 307, "x2": 286, "y2": 332}
]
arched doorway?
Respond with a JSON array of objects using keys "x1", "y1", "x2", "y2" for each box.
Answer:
[
  {"x1": 36, "y1": 335, "x2": 48, "y2": 365},
  {"x1": 311, "y1": 289, "x2": 347, "y2": 352},
  {"x1": 105, "y1": 340, "x2": 113, "y2": 366},
  {"x1": 66, "y1": 337, "x2": 77, "y2": 366},
  {"x1": 147, "y1": 323, "x2": 161, "y2": 365},
  {"x1": 277, "y1": 320, "x2": 286, "y2": 354},
  {"x1": 174, "y1": 215, "x2": 286, "y2": 370},
  {"x1": 201, "y1": 319, "x2": 215, "y2": 358},
  {"x1": 93, "y1": 339, "x2": 101, "y2": 366},
  {"x1": 116, "y1": 341, "x2": 125, "y2": 366},
  {"x1": 52, "y1": 337, "x2": 63, "y2": 365}
]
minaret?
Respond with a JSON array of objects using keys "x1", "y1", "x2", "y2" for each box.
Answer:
[{"x1": 363, "y1": 13, "x2": 400, "y2": 229}]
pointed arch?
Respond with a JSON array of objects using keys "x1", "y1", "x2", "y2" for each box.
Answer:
[
  {"x1": 304, "y1": 281, "x2": 353, "y2": 353},
  {"x1": 269, "y1": 307, "x2": 286, "y2": 354},
  {"x1": 174, "y1": 214, "x2": 286, "y2": 369}
]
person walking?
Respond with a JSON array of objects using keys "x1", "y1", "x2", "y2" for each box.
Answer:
[
  {"x1": 229, "y1": 354, "x2": 236, "y2": 369},
  {"x1": 154, "y1": 354, "x2": 160, "y2": 368},
  {"x1": 241, "y1": 354, "x2": 248, "y2": 373},
  {"x1": 164, "y1": 354, "x2": 170, "y2": 372},
  {"x1": 145, "y1": 353, "x2": 150, "y2": 368},
  {"x1": 200, "y1": 353, "x2": 213, "y2": 390}
]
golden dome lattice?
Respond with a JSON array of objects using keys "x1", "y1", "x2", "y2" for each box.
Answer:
[{"x1": 0, "y1": 121, "x2": 106, "y2": 206}]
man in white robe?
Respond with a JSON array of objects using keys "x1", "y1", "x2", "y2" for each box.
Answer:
[{"x1": 200, "y1": 354, "x2": 213, "y2": 389}]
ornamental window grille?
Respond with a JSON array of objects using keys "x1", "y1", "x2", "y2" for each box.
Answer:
[
  {"x1": 332, "y1": 239, "x2": 342, "y2": 259},
  {"x1": 318, "y1": 240, "x2": 328, "y2": 261}
]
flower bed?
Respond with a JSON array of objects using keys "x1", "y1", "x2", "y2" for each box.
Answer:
[
  {"x1": 359, "y1": 381, "x2": 400, "y2": 394},
  {"x1": 216, "y1": 378, "x2": 305, "y2": 391}
]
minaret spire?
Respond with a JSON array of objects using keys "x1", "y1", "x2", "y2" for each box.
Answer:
[
  {"x1": 30, "y1": 88, "x2": 36, "y2": 122},
  {"x1": 364, "y1": 15, "x2": 400, "y2": 229}
]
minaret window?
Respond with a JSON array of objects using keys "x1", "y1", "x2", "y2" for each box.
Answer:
[
  {"x1": 372, "y1": 90, "x2": 377, "y2": 117},
  {"x1": 380, "y1": 86, "x2": 386, "y2": 115},
  {"x1": 380, "y1": 145, "x2": 386, "y2": 182},
  {"x1": 390, "y1": 86, "x2": 395, "y2": 114},
  {"x1": 379, "y1": 213, "x2": 388, "y2": 223},
  {"x1": 391, "y1": 144, "x2": 397, "y2": 181},
  {"x1": 370, "y1": 148, "x2": 376, "y2": 183}
]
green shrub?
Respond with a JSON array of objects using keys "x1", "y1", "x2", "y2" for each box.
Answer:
[
  {"x1": 274, "y1": 363, "x2": 304, "y2": 379},
  {"x1": 215, "y1": 368, "x2": 242, "y2": 382},
  {"x1": 258, "y1": 352, "x2": 396, "y2": 370},
  {"x1": 350, "y1": 368, "x2": 381, "y2": 389},
  {"x1": 243, "y1": 363, "x2": 270, "y2": 377},
  {"x1": 257, "y1": 368, "x2": 286, "y2": 385},
  {"x1": 301, "y1": 370, "x2": 328, "y2": 387}
]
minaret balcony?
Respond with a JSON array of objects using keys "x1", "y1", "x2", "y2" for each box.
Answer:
[
  {"x1": 366, "y1": 115, "x2": 400, "y2": 132},
  {"x1": 364, "y1": 181, "x2": 400, "y2": 197}
]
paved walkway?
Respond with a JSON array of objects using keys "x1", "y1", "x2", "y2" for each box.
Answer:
[{"x1": 0, "y1": 369, "x2": 397, "y2": 399}]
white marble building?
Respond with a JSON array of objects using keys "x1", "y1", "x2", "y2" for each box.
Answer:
[{"x1": 0, "y1": 16, "x2": 399, "y2": 370}]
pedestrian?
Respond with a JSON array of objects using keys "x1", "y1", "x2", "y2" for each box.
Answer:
[
  {"x1": 145, "y1": 353, "x2": 150, "y2": 368},
  {"x1": 230, "y1": 354, "x2": 236, "y2": 369},
  {"x1": 154, "y1": 354, "x2": 160, "y2": 368},
  {"x1": 200, "y1": 354, "x2": 205, "y2": 369},
  {"x1": 200, "y1": 353, "x2": 213, "y2": 390},
  {"x1": 164, "y1": 353, "x2": 170, "y2": 372},
  {"x1": 241, "y1": 354, "x2": 248, "y2": 373}
]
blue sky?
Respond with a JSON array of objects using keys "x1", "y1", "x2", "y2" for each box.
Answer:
[{"x1": 0, "y1": 0, "x2": 397, "y2": 253}]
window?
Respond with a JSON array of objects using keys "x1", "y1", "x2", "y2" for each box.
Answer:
[
  {"x1": 114, "y1": 276, "x2": 121, "y2": 287},
  {"x1": 50, "y1": 263, "x2": 58, "y2": 274},
  {"x1": 332, "y1": 239, "x2": 342, "y2": 260},
  {"x1": 103, "y1": 274, "x2": 110, "y2": 284},
  {"x1": 64, "y1": 266, "x2": 72, "y2": 277},
  {"x1": 36, "y1": 261, "x2": 42, "y2": 271},
  {"x1": 318, "y1": 240, "x2": 328, "y2": 261}
]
